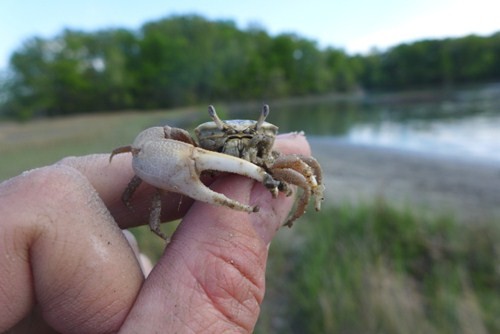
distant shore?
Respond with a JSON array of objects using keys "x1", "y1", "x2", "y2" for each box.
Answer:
[{"x1": 309, "y1": 137, "x2": 500, "y2": 223}]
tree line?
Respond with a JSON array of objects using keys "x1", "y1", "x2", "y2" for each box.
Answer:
[{"x1": 1, "y1": 15, "x2": 499, "y2": 119}]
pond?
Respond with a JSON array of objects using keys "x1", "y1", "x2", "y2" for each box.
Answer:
[{"x1": 210, "y1": 83, "x2": 500, "y2": 164}]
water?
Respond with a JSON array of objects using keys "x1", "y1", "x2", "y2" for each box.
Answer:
[
  {"x1": 216, "y1": 83, "x2": 500, "y2": 164},
  {"x1": 347, "y1": 114, "x2": 500, "y2": 162}
]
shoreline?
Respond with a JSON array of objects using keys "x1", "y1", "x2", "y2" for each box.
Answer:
[{"x1": 309, "y1": 137, "x2": 500, "y2": 223}]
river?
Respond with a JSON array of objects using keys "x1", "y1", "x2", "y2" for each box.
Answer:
[{"x1": 218, "y1": 83, "x2": 500, "y2": 164}]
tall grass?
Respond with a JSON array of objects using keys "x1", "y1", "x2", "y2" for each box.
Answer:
[{"x1": 256, "y1": 203, "x2": 500, "y2": 333}]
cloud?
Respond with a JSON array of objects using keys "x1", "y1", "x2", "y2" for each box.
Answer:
[{"x1": 345, "y1": 0, "x2": 500, "y2": 53}]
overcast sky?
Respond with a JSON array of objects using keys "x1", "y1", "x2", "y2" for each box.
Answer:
[{"x1": 1, "y1": 0, "x2": 499, "y2": 70}]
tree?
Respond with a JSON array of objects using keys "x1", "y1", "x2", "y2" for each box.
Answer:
[
  {"x1": 2, "y1": 29, "x2": 139, "y2": 118},
  {"x1": 2, "y1": 14, "x2": 500, "y2": 120}
]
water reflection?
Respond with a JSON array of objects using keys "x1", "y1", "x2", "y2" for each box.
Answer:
[
  {"x1": 348, "y1": 116, "x2": 500, "y2": 162},
  {"x1": 224, "y1": 83, "x2": 500, "y2": 163}
]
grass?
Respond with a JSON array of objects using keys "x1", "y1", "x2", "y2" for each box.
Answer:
[
  {"x1": 0, "y1": 107, "x2": 201, "y2": 180},
  {"x1": 255, "y1": 203, "x2": 500, "y2": 334},
  {"x1": 2, "y1": 110, "x2": 499, "y2": 333}
]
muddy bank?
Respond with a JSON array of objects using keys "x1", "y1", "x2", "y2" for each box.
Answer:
[{"x1": 309, "y1": 137, "x2": 500, "y2": 223}]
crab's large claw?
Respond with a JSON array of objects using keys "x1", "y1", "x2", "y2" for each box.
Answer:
[{"x1": 130, "y1": 127, "x2": 280, "y2": 213}]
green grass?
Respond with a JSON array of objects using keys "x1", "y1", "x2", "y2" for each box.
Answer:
[
  {"x1": 0, "y1": 108, "x2": 201, "y2": 180},
  {"x1": 255, "y1": 203, "x2": 500, "y2": 334}
]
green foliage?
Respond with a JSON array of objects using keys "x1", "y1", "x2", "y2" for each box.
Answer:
[
  {"x1": 2, "y1": 29, "x2": 139, "y2": 119},
  {"x1": 364, "y1": 33, "x2": 500, "y2": 90},
  {"x1": 1, "y1": 15, "x2": 500, "y2": 120},
  {"x1": 263, "y1": 204, "x2": 500, "y2": 334}
]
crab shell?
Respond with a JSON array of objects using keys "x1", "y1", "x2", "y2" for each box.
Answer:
[
  {"x1": 196, "y1": 120, "x2": 277, "y2": 150},
  {"x1": 194, "y1": 106, "x2": 279, "y2": 167}
]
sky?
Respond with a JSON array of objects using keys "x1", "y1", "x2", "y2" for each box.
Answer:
[{"x1": 1, "y1": 0, "x2": 499, "y2": 70}]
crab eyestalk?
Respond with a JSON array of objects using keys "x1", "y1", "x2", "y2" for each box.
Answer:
[
  {"x1": 208, "y1": 105, "x2": 226, "y2": 130},
  {"x1": 256, "y1": 104, "x2": 270, "y2": 130}
]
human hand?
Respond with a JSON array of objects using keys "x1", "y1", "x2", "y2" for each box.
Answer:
[{"x1": 0, "y1": 133, "x2": 311, "y2": 333}]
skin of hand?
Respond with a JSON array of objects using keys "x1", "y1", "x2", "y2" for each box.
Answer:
[{"x1": 0, "y1": 133, "x2": 311, "y2": 333}]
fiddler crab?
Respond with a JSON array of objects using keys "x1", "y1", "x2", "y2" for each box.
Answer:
[{"x1": 110, "y1": 105, "x2": 324, "y2": 240}]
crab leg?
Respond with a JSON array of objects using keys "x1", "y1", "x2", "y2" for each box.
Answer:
[
  {"x1": 299, "y1": 155, "x2": 324, "y2": 186},
  {"x1": 273, "y1": 154, "x2": 324, "y2": 211},
  {"x1": 109, "y1": 145, "x2": 135, "y2": 162},
  {"x1": 149, "y1": 189, "x2": 168, "y2": 240},
  {"x1": 272, "y1": 155, "x2": 315, "y2": 183},
  {"x1": 271, "y1": 167, "x2": 311, "y2": 227},
  {"x1": 121, "y1": 175, "x2": 143, "y2": 210}
]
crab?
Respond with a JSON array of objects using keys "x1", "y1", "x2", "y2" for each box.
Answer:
[{"x1": 110, "y1": 105, "x2": 324, "y2": 239}]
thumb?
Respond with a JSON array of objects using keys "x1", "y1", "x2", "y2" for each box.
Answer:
[{"x1": 119, "y1": 174, "x2": 295, "y2": 333}]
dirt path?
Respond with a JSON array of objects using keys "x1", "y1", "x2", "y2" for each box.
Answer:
[{"x1": 309, "y1": 137, "x2": 500, "y2": 223}]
